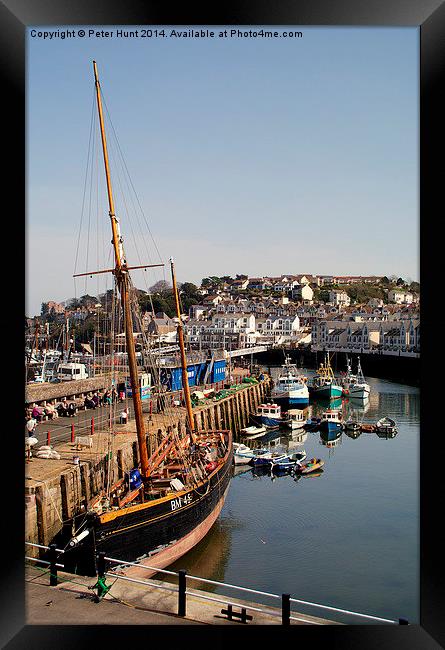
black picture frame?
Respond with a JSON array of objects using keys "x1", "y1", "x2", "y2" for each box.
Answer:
[{"x1": 3, "y1": 1, "x2": 443, "y2": 648}]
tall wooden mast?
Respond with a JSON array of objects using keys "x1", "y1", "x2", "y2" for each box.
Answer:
[
  {"x1": 170, "y1": 258, "x2": 195, "y2": 444},
  {"x1": 92, "y1": 60, "x2": 150, "y2": 477}
]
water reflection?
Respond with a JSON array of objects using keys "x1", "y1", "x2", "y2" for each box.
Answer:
[{"x1": 319, "y1": 429, "x2": 343, "y2": 448}]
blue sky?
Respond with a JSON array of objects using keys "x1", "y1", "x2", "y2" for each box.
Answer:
[{"x1": 27, "y1": 26, "x2": 418, "y2": 316}]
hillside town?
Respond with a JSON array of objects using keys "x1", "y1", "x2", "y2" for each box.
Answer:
[{"x1": 27, "y1": 273, "x2": 420, "y2": 358}]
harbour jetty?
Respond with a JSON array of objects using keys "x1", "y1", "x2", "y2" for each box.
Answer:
[{"x1": 25, "y1": 374, "x2": 271, "y2": 555}]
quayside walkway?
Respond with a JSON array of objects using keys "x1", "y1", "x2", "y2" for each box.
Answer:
[{"x1": 25, "y1": 565, "x2": 332, "y2": 626}]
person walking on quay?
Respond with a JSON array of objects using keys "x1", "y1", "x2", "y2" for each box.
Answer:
[{"x1": 26, "y1": 416, "x2": 37, "y2": 437}]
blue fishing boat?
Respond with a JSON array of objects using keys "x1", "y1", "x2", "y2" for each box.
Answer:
[
  {"x1": 319, "y1": 409, "x2": 343, "y2": 433},
  {"x1": 250, "y1": 403, "x2": 288, "y2": 429}
]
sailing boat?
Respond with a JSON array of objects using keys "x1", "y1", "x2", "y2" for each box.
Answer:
[
  {"x1": 59, "y1": 61, "x2": 233, "y2": 576},
  {"x1": 309, "y1": 354, "x2": 343, "y2": 400}
]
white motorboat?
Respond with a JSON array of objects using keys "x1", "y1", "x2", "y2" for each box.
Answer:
[
  {"x1": 233, "y1": 442, "x2": 256, "y2": 465},
  {"x1": 271, "y1": 355, "x2": 309, "y2": 406},
  {"x1": 240, "y1": 425, "x2": 267, "y2": 438},
  {"x1": 286, "y1": 409, "x2": 307, "y2": 430}
]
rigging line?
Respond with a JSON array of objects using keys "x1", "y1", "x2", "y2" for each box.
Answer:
[
  {"x1": 106, "y1": 134, "x2": 147, "y2": 275},
  {"x1": 74, "y1": 88, "x2": 96, "y2": 276},
  {"x1": 101, "y1": 90, "x2": 164, "y2": 265},
  {"x1": 100, "y1": 95, "x2": 149, "y2": 274},
  {"x1": 85, "y1": 115, "x2": 97, "y2": 297}
]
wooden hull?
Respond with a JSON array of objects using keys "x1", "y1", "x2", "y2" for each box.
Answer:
[
  {"x1": 61, "y1": 435, "x2": 233, "y2": 576},
  {"x1": 118, "y1": 485, "x2": 230, "y2": 579}
]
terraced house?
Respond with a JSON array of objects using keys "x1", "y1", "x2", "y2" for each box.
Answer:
[{"x1": 311, "y1": 319, "x2": 420, "y2": 356}]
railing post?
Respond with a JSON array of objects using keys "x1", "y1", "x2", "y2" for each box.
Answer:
[
  {"x1": 49, "y1": 543, "x2": 58, "y2": 586},
  {"x1": 46, "y1": 430, "x2": 51, "y2": 446},
  {"x1": 91, "y1": 417, "x2": 94, "y2": 435},
  {"x1": 178, "y1": 569, "x2": 187, "y2": 617},
  {"x1": 282, "y1": 593, "x2": 290, "y2": 625},
  {"x1": 71, "y1": 423, "x2": 75, "y2": 443}
]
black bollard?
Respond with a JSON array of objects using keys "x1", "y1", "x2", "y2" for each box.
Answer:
[
  {"x1": 282, "y1": 593, "x2": 291, "y2": 625},
  {"x1": 97, "y1": 551, "x2": 106, "y2": 580},
  {"x1": 49, "y1": 543, "x2": 58, "y2": 586},
  {"x1": 178, "y1": 569, "x2": 187, "y2": 617}
]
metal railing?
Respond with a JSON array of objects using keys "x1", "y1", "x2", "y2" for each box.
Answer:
[{"x1": 25, "y1": 542, "x2": 409, "y2": 625}]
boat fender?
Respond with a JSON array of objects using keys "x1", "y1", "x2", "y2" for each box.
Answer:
[{"x1": 68, "y1": 528, "x2": 90, "y2": 547}]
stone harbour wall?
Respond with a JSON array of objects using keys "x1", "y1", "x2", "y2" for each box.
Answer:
[{"x1": 25, "y1": 378, "x2": 271, "y2": 558}]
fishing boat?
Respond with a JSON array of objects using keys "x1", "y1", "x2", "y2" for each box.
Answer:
[
  {"x1": 341, "y1": 356, "x2": 370, "y2": 400},
  {"x1": 286, "y1": 409, "x2": 307, "y2": 430},
  {"x1": 295, "y1": 458, "x2": 325, "y2": 475},
  {"x1": 250, "y1": 403, "x2": 288, "y2": 430},
  {"x1": 319, "y1": 409, "x2": 343, "y2": 433},
  {"x1": 309, "y1": 355, "x2": 343, "y2": 400},
  {"x1": 56, "y1": 62, "x2": 233, "y2": 577},
  {"x1": 270, "y1": 355, "x2": 309, "y2": 406},
  {"x1": 376, "y1": 417, "x2": 397, "y2": 434}
]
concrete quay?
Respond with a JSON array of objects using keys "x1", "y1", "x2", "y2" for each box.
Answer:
[{"x1": 25, "y1": 565, "x2": 335, "y2": 626}]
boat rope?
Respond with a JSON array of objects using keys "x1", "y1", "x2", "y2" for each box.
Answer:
[{"x1": 101, "y1": 90, "x2": 163, "y2": 265}]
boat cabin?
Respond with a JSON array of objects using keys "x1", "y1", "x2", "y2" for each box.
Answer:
[
  {"x1": 288, "y1": 409, "x2": 306, "y2": 423},
  {"x1": 257, "y1": 403, "x2": 281, "y2": 418}
]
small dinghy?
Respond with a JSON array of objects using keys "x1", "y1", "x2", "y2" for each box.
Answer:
[
  {"x1": 240, "y1": 425, "x2": 267, "y2": 438},
  {"x1": 295, "y1": 458, "x2": 325, "y2": 475},
  {"x1": 304, "y1": 417, "x2": 321, "y2": 431},
  {"x1": 270, "y1": 450, "x2": 307, "y2": 472},
  {"x1": 360, "y1": 423, "x2": 376, "y2": 433},
  {"x1": 376, "y1": 417, "x2": 396, "y2": 434},
  {"x1": 250, "y1": 451, "x2": 288, "y2": 467},
  {"x1": 233, "y1": 442, "x2": 256, "y2": 465},
  {"x1": 345, "y1": 420, "x2": 360, "y2": 431}
]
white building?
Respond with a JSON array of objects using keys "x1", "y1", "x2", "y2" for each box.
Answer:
[
  {"x1": 388, "y1": 289, "x2": 414, "y2": 305},
  {"x1": 328, "y1": 290, "x2": 351, "y2": 306}
]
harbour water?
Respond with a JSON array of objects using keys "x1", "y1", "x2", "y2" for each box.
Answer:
[{"x1": 161, "y1": 370, "x2": 419, "y2": 624}]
